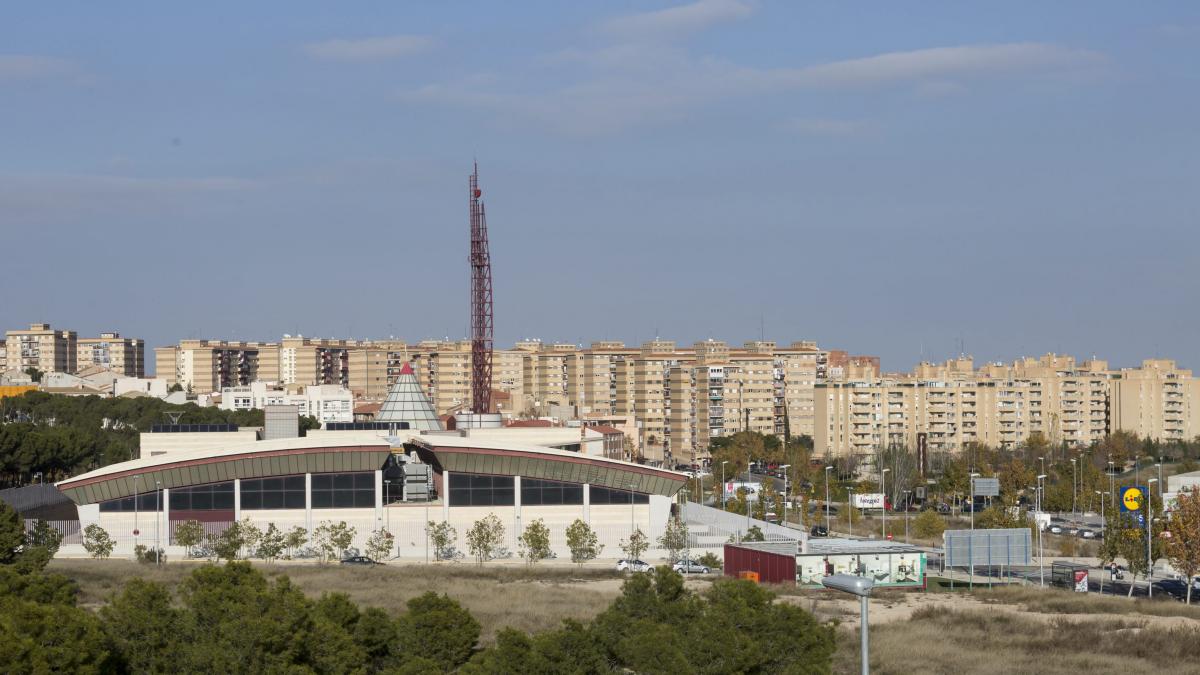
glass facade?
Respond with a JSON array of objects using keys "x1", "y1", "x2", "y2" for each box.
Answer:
[
  {"x1": 99, "y1": 492, "x2": 166, "y2": 512},
  {"x1": 311, "y1": 472, "x2": 375, "y2": 509},
  {"x1": 448, "y1": 473, "x2": 515, "y2": 506},
  {"x1": 590, "y1": 485, "x2": 649, "y2": 504},
  {"x1": 520, "y1": 478, "x2": 584, "y2": 506},
  {"x1": 240, "y1": 476, "x2": 306, "y2": 510},
  {"x1": 169, "y1": 481, "x2": 234, "y2": 511}
]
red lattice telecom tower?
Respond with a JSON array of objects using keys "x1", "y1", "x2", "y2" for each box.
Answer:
[{"x1": 469, "y1": 163, "x2": 494, "y2": 414}]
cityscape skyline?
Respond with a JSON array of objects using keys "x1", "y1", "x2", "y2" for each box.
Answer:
[{"x1": 4, "y1": 1, "x2": 1198, "y2": 372}]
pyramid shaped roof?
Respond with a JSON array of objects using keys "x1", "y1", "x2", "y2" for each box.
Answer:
[{"x1": 376, "y1": 362, "x2": 443, "y2": 431}]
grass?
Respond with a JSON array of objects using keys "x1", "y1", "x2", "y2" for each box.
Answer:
[
  {"x1": 833, "y1": 604, "x2": 1200, "y2": 675},
  {"x1": 975, "y1": 585, "x2": 1200, "y2": 620},
  {"x1": 50, "y1": 559, "x2": 623, "y2": 643}
]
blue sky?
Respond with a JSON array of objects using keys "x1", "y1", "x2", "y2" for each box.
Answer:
[{"x1": 2, "y1": 1, "x2": 1198, "y2": 373}]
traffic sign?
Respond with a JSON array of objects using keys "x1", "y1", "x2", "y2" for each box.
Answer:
[{"x1": 132, "y1": 529, "x2": 140, "y2": 536}]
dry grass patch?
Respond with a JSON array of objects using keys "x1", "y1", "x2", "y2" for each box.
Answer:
[
  {"x1": 50, "y1": 560, "x2": 624, "y2": 642},
  {"x1": 976, "y1": 585, "x2": 1200, "y2": 620},
  {"x1": 834, "y1": 604, "x2": 1200, "y2": 675}
]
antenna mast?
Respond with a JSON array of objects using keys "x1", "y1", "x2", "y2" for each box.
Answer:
[{"x1": 469, "y1": 163, "x2": 494, "y2": 413}]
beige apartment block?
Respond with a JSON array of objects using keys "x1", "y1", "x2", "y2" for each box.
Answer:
[
  {"x1": 77, "y1": 332, "x2": 145, "y2": 377},
  {"x1": 1112, "y1": 359, "x2": 1200, "y2": 443},
  {"x1": 3, "y1": 323, "x2": 77, "y2": 375},
  {"x1": 155, "y1": 340, "x2": 278, "y2": 394},
  {"x1": 816, "y1": 353, "x2": 1200, "y2": 458}
]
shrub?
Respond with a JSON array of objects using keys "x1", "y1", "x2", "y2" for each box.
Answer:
[
  {"x1": 518, "y1": 519, "x2": 551, "y2": 565},
  {"x1": 697, "y1": 552, "x2": 723, "y2": 570},
  {"x1": 913, "y1": 510, "x2": 946, "y2": 539},
  {"x1": 174, "y1": 520, "x2": 204, "y2": 557},
  {"x1": 466, "y1": 514, "x2": 505, "y2": 565},
  {"x1": 133, "y1": 544, "x2": 166, "y2": 564},
  {"x1": 399, "y1": 592, "x2": 481, "y2": 670},
  {"x1": 567, "y1": 519, "x2": 603, "y2": 567},
  {"x1": 82, "y1": 524, "x2": 115, "y2": 560},
  {"x1": 427, "y1": 521, "x2": 457, "y2": 561}
]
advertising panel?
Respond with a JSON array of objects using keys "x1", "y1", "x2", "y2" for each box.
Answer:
[
  {"x1": 1120, "y1": 485, "x2": 1147, "y2": 527},
  {"x1": 852, "y1": 493, "x2": 886, "y2": 509},
  {"x1": 798, "y1": 551, "x2": 926, "y2": 588}
]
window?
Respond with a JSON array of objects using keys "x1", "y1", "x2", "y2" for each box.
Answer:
[
  {"x1": 521, "y1": 478, "x2": 584, "y2": 506},
  {"x1": 169, "y1": 481, "x2": 234, "y2": 511},
  {"x1": 448, "y1": 473, "x2": 514, "y2": 506},
  {"x1": 311, "y1": 472, "x2": 375, "y2": 509},
  {"x1": 590, "y1": 485, "x2": 648, "y2": 504},
  {"x1": 241, "y1": 475, "x2": 306, "y2": 510}
]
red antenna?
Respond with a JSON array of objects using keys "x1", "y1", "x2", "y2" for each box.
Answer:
[{"x1": 469, "y1": 162, "x2": 494, "y2": 414}]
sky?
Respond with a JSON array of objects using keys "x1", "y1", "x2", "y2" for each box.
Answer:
[{"x1": 2, "y1": 1, "x2": 1198, "y2": 375}]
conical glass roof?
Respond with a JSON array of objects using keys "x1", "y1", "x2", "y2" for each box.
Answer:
[{"x1": 376, "y1": 362, "x2": 443, "y2": 431}]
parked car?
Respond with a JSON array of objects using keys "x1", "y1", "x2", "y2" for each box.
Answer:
[
  {"x1": 1079, "y1": 529, "x2": 1096, "y2": 539},
  {"x1": 340, "y1": 556, "x2": 381, "y2": 566},
  {"x1": 1049, "y1": 525, "x2": 1064, "y2": 534},
  {"x1": 810, "y1": 525, "x2": 829, "y2": 537},
  {"x1": 617, "y1": 559, "x2": 653, "y2": 573},
  {"x1": 672, "y1": 559, "x2": 711, "y2": 574}
]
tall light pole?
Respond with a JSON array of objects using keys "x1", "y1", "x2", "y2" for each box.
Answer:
[
  {"x1": 1134, "y1": 455, "x2": 1140, "y2": 490},
  {"x1": 848, "y1": 488, "x2": 855, "y2": 539},
  {"x1": 1039, "y1": 456, "x2": 1045, "y2": 480},
  {"x1": 1037, "y1": 475, "x2": 1047, "y2": 587},
  {"x1": 821, "y1": 574, "x2": 875, "y2": 675},
  {"x1": 1156, "y1": 461, "x2": 1163, "y2": 502},
  {"x1": 1095, "y1": 490, "x2": 1105, "y2": 594},
  {"x1": 780, "y1": 464, "x2": 791, "y2": 524},
  {"x1": 133, "y1": 474, "x2": 141, "y2": 553},
  {"x1": 825, "y1": 465, "x2": 833, "y2": 535},
  {"x1": 721, "y1": 461, "x2": 729, "y2": 510},
  {"x1": 881, "y1": 468, "x2": 891, "y2": 540},
  {"x1": 1108, "y1": 460, "x2": 1115, "y2": 505},
  {"x1": 1147, "y1": 478, "x2": 1157, "y2": 598},
  {"x1": 155, "y1": 480, "x2": 161, "y2": 565},
  {"x1": 1070, "y1": 458, "x2": 1077, "y2": 523},
  {"x1": 969, "y1": 472, "x2": 980, "y2": 589},
  {"x1": 903, "y1": 490, "x2": 911, "y2": 543}
]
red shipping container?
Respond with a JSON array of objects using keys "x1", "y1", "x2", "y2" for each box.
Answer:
[{"x1": 723, "y1": 543, "x2": 796, "y2": 585}]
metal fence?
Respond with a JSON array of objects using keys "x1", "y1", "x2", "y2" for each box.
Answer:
[{"x1": 681, "y1": 502, "x2": 805, "y2": 550}]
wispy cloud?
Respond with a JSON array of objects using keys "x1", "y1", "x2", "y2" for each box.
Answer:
[
  {"x1": 305, "y1": 35, "x2": 434, "y2": 62},
  {"x1": 0, "y1": 173, "x2": 257, "y2": 221},
  {"x1": 599, "y1": 0, "x2": 754, "y2": 40},
  {"x1": 403, "y1": 41, "x2": 1105, "y2": 135},
  {"x1": 0, "y1": 55, "x2": 72, "y2": 81}
]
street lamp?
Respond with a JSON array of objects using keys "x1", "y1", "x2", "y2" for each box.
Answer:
[
  {"x1": 903, "y1": 490, "x2": 911, "y2": 542},
  {"x1": 780, "y1": 465, "x2": 791, "y2": 524},
  {"x1": 1039, "y1": 456, "x2": 1045, "y2": 478},
  {"x1": 1155, "y1": 460, "x2": 1163, "y2": 502},
  {"x1": 881, "y1": 468, "x2": 891, "y2": 540},
  {"x1": 1095, "y1": 490, "x2": 1105, "y2": 594},
  {"x1": 1147, "y1": 477, "x2": 1158, "y2": 598},
  {"x1": 969, "y1": 473, "x2": 980, "y2": 589},
  {"x1": 1037, "y1": 474, "x2": 1047, "y2": 587},
  {"x1": 848, "y1": 488, "x2": 855, "y2": 539},
  {"x1": 155, "y1": 480, "x2": 161, "y2": 565},
  {"x1": 1108, "y1": 460, "x2": 1115, "y2": 505},
  {"x1": 1070, "y1": 458, "x2": 1077, "y2": 524},
  {"x1": 825, "y1": 466, "x2": 834, "y2": 535},
  {"x1": 133, "y1": 474, "x2": 141, "y2": 553},
  {"x1": 721, "y1": 461, "x2": 729, "y2": 510},
  {"x1": 821, "y1": 574, "x2": 875, "y2": 675}
]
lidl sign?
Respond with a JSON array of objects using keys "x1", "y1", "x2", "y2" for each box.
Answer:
[{"x1": 1120, "y1": 486, "x2": 1146, "y2": 513}]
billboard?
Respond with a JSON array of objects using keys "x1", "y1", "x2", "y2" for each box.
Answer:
[
  {"x1": 944, "y1": 528, "x2": 1033, "y2": 567},
  {"x1": 852, "y1": 493, "x2": 886, "y2": 509},
  {"x1": 1120, "y1": 485, "x2": 1147, "y2": 527},
  {"x1": 798, "y1": 551, "x2": 926, "y2": 588},
  {"x1": 972, "y1": 477, "x2": 1000, "y2": 497}
]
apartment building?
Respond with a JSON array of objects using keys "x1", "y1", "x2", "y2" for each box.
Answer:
[
  {"x1": 155, "y1": 340, "x2": 279, "y2": 395},
  {"x1": 815, "y1": 354, "x2": 1200, "y2": 457},
  {"x1": 3, "y1": 323, "x2": 77, "y2": 375},
  {"x1": 77, "y1": 332, "x2": 145, "y2": 377}
]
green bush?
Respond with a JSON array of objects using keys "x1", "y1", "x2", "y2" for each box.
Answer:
[
  {"x1": 697, "y1": 552, "x2": 723, "y2": 570},
  {"x1": 913, "y1": 511, "x2": 947, "y2": 539}
]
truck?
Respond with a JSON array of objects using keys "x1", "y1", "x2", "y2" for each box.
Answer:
[{"x1": 852, "y1": 493, "x2": 888, "y2": 510}]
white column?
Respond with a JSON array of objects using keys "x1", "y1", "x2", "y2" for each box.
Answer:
[
  {"x1": 233, "y1": 479, "x2": 241, "y2": 522},
  {"x1": 161, "y1": 488, "x2": 170, "y2": 546},
  {"x1": 374, "y1": 470, "x2": 384, "y2": 532},
  {"x1": 305, "y1": 473, "x2": 313, "y2": 533},
  {"x1": 513, "y1": 475, "x2": 522, "y2": 549},
  {"x1": 442, "y1": 471, "x2": 450, "y2": 522},
  {"x1": 583, "y1": 483, "x2": 591, "y2": 524}
]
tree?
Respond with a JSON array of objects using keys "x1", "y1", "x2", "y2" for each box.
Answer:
[
  {"x1": 23, "y1": 367, "x2": 43, "y2": 383},
  {"x1": 327, "y1": 521, "x2": 356, "y2": 559},
  {"x1": 82, "y1": 524, "x2": 115, "y2": 559},
  {"x1": 0, "y1": 501, "x2": 27, "y2": 565},
  {"x1": 238, "y1": 518, "x2": 262, "y2": 558},
  {"x1": 26, "y1": 520, "x2": 62, "y2": 559},
  {"x1": 1165, "y1": 486, "x2": 1200, "y2": 604},
  {"x1": 257, "y1": 523, "x2": 286, "y2": 563},
  {"x1": 466, "y1": 514, "x2": 505, "y2": 565},
  {"x1": 0, "y1": 597, "x2": 115, "y2": 672},
  {"x1": 100, "y1": 578, "x2": 183, "y2": 673},
  {"x1": 912, "y1": 510, "x2": 946, "y2": 540},
  {"x1": 658, "y1": 517, "x2": 689, "y2": 563},
  {"x1": 878, "y1": 445, "x2": 920, "y2": 510},
  {"x1": 398, "y1": 592, "x2": 481, "y2": 671},
  {"x1": 208, "y1": 522, "x2": 244, "y2": 562},
  {"x1": 743, "y1": 526, "x2": 765, "y2": 542},
  {"x1": 566, "y1": 519, "x2": 603, "y2": 567},
  {"x1": 618, "y1": 526, "x2": 648, "y2": 563},
  {"x1": 517, "y1": 519, "x2": 551, "y2": 565},
  {"x1": 427, "y1": 521, "x2": 457, "y2": 561},
  {"x1": 174, "y1": 520, "x2": 204, "y2": 558},
  {"x1": 364, "y1": 528, "x2": 395, "y2": 562},
  {"x1": 283, "y1": 526, "x2": 307, "y2": 559}
]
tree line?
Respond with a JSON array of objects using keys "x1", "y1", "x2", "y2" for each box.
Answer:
[
  {"x1": 0, "y1": 391, "x2": 318, "y2": 487},
  {"x1": 1, "y1": 502, "x2": 836, "y2": 674}
]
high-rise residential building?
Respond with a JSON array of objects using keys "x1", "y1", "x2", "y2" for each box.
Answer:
[
  {"x1": 815, "y1": 354, "x2": 1200, "y2": 457},
  {"x1": 3, "y1": 323, "x2": 78, "y2": 375},
  {"x1": 155, "y1": 340, "x2": 279, "y2": 394},
  {"x1": 77, "y1": 332, "x2": 145, "y2": 377}
]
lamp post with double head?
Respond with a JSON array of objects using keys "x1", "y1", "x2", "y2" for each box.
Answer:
[
  {"x1": 780, "y1": 464, "x2": 791, "y2": 524},
  {"x1": 1147, "y1": 477, "x2": 1158, "y2": 598},
  {"x1": 1070, "y1": 458, "x2": 1077, "y2": 524},
  {"x1": 1036, "y1": 474, "x2": 1047, "y2": 587},
  {"x1": 721, "y1": 461, "x2": 729, "y2": 510},
  {"x1": 968, "y1": 472, "x2": 980, "y2": 589},
  {"x1": 881, "y1": 468, "x2": 891, "y2": 540}
]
